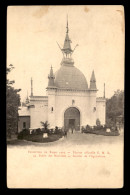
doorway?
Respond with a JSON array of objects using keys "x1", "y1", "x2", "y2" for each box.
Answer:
[
  {"x1": 69, "y1": 119, "x2": 75, "y2": 129},
  {"x1": 64, "y1": 107, "x2": 80, "y2": 131}
]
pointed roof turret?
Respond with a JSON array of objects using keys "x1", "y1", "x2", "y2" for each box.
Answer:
[
  {"x1": 90, "y1": 70, "x2": 96, "y2": 82},
  {"x1": 48, "y1": 66, "x2": 55, "y2": 87},
  {"x1": 90, "y1": 70, "x2": 97, "y2": 90},
  {"x1": 50, "y1": 65, "x2": 54, "y2": 77},
  {"x1": 26, "y1": 91, "x2": 29, "y2": 104}
]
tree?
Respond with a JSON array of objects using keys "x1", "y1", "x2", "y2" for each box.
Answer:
[
  {"x1": 6, "y1": 64, "x2": 21, "y2": 138},
  {"x1": 106, "y1": 89, "x2": 124, "y2": 126},
  {"x1": 40, "y1": 121, "x2": 49, "y2": 131}
]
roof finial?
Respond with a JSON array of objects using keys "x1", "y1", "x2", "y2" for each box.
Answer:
[
  {"x1": 31, "y1": 77, "x2": 33, "y2": 97},
  {"x1": 66, "y1": 15, "x2": 69, "y2": 33}
]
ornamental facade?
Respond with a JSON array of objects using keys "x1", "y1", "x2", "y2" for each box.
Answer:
[{"x1": 18, "y1": 19, "x2": 106, "y2": 132}]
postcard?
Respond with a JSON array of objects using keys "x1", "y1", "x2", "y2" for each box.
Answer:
[{"x1": 7, "y1": 5, "x2": 124, "y2": 188}]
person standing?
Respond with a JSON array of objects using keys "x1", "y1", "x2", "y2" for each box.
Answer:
[
  {"x1": 72, "y1": 126, "x2": 74, "y2": 134},
  {"x1": 64, "y1": 129, "x2": 67, "y2": 138}
]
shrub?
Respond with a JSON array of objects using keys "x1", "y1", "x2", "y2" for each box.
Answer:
[
  {"x1": 55, "y1": 126, "x2": 58, "y2": 132},
  {"x1": 93, "y1": 126, "x2": 97, "y2": 130},
  {"x1": 96, "y1": 118, "x2": 101, "y2": 126},
  {"x1": 52, "y1": 126, "x2": 64, "y2": 136},
  {"x1": 54, "y1": 126, "x2": 61, "y2": 134},
  {"x1": 47, "y1": 129, "x2": 56, "y2": 135},
  {"x1": 35, "y1": 128, "x2": 42, "y2": 134},
  {"x1": 31, "y1": 130, "x2": 35, "y2": 134},
  {"x1": 18, "y1": 129, "x2": 30, "y2": 139},
  {"x1": 96, "y1": 125, "x2": 102, "y2": 130},
  {"x1": 81, "y1": 126, "x2": 85, "y2": 132},
  {"x1": 86, "y1": 125, "x2": 91, "y2": 131},
  {"x1": 42, "y1": 128, "x2": 49, "y2": 134},
  {"x1": 110, "y1": 126, "x2": 119, "y2": 132}
]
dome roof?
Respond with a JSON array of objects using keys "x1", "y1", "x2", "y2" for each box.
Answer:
[{"x1": 54, "y1": 62, "x2": 88, "y2": 90}]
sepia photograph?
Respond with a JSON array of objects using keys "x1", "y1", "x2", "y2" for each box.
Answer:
[{"x1": 6, "y1": 5, "x2": 124, "y2": 188}]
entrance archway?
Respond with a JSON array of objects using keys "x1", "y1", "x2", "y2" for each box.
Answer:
[{"x1": 64, "y1": 107, "x2": 80, "y2": 131}]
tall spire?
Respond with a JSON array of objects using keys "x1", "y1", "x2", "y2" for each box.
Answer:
[
  {"x1": 104, "y1": 83, "x2": 105, "y2": 98},
  {"x1": 61, "y1": 16, "x2": 73, "y2": 58},
  {"x1": 31, "y1": 77, "x2": 33, "y2": 96},
  {"x1": 57, "y1": 16, "x2": 78, "y2": 65},
  {"x1": 66, "y1": 15, "x2": 69, "y2": 33},
  {"x1": 90, "y1": 70, "x2": 97, "y2": 90}
]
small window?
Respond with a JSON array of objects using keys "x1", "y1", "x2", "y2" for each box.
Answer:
[
  {"x1": 93, "y1": 107, "x2": 96, "y2": 112},
  {"x1": 72, "y1": 100, "x2": 75, "y2": 105},
  {"x1": 51, "y1": 107, "x2": 53, "y2": 112},
  {"x1": 23, "y1": 122, "x2": 26, "y2": 128}
]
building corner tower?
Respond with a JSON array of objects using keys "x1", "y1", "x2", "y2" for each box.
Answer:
[{"x1": 46, "y1": 66, "x2": 57, "y2": 128}]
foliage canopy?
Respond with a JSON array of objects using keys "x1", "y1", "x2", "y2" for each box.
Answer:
[
  {"x1": 106, "y1": 89, "x2": 124, "y2": 126},
  {"x1": 6, "y1": 64, "x2": 21, "y2": 138}
]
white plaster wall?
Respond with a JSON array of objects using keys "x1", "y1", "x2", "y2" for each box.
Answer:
[
  {"x1": 54, "y1": 90, "x2": 97, "y2": 128},
  {"x1": 96, "y1": 99, "x2": 106, "y2": 125},
  {"x1": 28, "y1": 90, "x2": 103, "y2": 129},
  {"x1": 89, "y1": 91, "x2": 97, "y2": 126},
  {"x1": 29, "y1": 101, "x2": 48, "y2": 129},
  {"x1": 47, "y1": 90, "x2": 56, "y2": 128}
]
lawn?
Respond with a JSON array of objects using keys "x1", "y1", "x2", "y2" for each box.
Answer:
[{"x1": 18, "y1": 133, "x2": 63, "y2": 143}]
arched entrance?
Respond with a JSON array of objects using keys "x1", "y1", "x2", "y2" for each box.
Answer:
[{"x1": 64, "y1": 107, "x2": 80, "y2": 131}]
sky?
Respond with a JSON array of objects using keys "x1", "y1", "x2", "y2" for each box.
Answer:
[{"x1": 7, "y1": 5, "x2": 124, "y2": 102}]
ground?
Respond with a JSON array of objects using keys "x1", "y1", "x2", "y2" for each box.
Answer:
[
  {"x1": 7, "y1": 130, "x2": 123, "y2": 147},
  {"x1": 7, "y1": 130, "x2": 124, "y2": 188}
]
